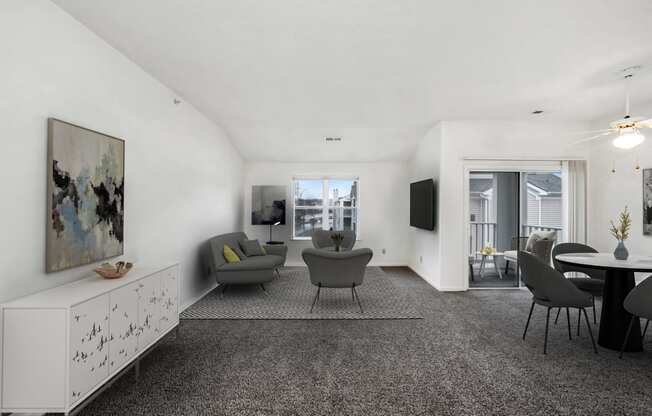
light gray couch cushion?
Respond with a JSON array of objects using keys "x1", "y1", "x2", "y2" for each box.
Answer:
[
  {"x1": 239, "y1": 239, "x2": 265, "y2": 257},
  {"x1": 525, "y1": 230, "x2": 556, "y2": 251}
]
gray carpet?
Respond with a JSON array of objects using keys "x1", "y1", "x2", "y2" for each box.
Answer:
[
  {"x1": 181, "y1": 267, "x2": 422, "y2": 320},
  {"x1": 78, "y1": 267, "x2": 652, "y2": 416}
]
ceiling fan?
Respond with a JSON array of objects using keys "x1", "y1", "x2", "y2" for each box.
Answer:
[{"x1": 574, "y1": 67, "x2": 652, "y2": 149}]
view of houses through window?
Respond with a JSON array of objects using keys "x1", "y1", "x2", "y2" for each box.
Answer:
[
  {"x1": 293, "y1": 178, "x2": 358, "y2": 239},
  {"x1": 468, "y1": 171, "x2": 564, "y2": 288}
]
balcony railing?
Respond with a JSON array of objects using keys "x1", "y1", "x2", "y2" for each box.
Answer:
[
  {"x1": 522, "y1": 224, "x2": 562, "y2": 236},
  {"x1": 469, "y1": 222, "x2": 497, "y2": 255},
  {"x1": 470, "y1": 223, "x2": 562, "y2": 256}
]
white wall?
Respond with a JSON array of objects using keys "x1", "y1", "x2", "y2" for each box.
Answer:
[
  {"x1": 407, "y1": 124, "x2": 442, "y2": 287},
  {"x1": 587, "y1": 104, "x2": 652, "y2": 271},
  {"x1": 0, "y1": 1, "x2": 244, "y2": 306},
  {"x1": 408, "y1": 120, "x2": 590, "y2": 290},
  {"x1": 243, "y1": 162, "x2": 409, "y2": 266}
]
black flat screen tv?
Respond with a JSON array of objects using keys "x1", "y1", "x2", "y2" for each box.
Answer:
[{"x1": 410, "y1": 179, "x2": 435, "y2": 230}]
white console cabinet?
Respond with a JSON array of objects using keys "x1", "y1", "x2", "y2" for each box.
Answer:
[{"x1": 1, "y1": 264, "x2": 179, "y2": 415}]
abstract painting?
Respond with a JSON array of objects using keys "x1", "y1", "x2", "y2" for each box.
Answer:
[
  {"x1": 47, "y1": 119, "x2": 124, "y2": 272},
  {"x1": 644, "y1": 168, "x2": 652, "y2": 236},
  {"x1": 251, "y1": 185, "x2": 286, "y2": 225}
]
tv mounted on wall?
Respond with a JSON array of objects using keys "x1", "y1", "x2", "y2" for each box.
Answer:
[{"x1": 410, "y1": 179, "x2": 435, "y2": 231}]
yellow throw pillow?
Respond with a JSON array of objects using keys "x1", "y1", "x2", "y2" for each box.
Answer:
[{"x1": 223, "y1": 245, "x2": 241, "y2": 263}]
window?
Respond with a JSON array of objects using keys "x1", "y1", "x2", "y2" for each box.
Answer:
[{"x1": 293, "y1": 178, "x2": 359, "y2": 239}]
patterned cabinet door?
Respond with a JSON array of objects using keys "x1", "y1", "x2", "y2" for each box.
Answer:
[
  {"x1": 137, "y1": 274, "x2": 160, "y2": 349},
  {"x1": 159, "y1": 267, "x2": 179, "y2": 332},
  {"x1": 69, "y1": 294, "x2": 110, "y2": 406},
  {"x1": 108, "y1": 281, "x2": 139, "y2": 374}
]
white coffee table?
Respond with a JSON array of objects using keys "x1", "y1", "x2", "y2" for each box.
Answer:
[{"x1": 476, "y1": 251, "x2": 504, "y2": 280}]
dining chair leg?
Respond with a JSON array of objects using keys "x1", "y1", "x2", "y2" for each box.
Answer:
[
  {"x1": 577, "y1": 309, "x2": 581, "y2": 336},
  {"x1": 310, "y1": 284, "x2": 321, "y2": 313},
  {"x1": 643, "y1": 319, "x2": 649, "y2": 339},
  {"x1": 619, "y1": 316, "x2": 636, "y2": 359},
  {"x1": 523, "y1": 300, "x2": 535, "y2": 340},
  {"x1": 554, "y1": 307, "x2": 561, "y2": 324},
  {"x1": 352, "y1": 286, "x2": 364, "y2": 314},
  {"x1": 566, "y1": 307, "x2": 572, "y2": 340},
  {"x1": 543, "y1": 307, "x2": 551, "y2": 354},
  {"x1": 582, "y1": 308, "x2": 598, "y2": 354},
  {"x1": 504, "y1": 260, "x2": 509, "y2": 275}
]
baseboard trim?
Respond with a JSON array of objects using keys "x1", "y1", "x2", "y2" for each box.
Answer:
[
  {"x1": 437, "y1": 286, "x2": 467, "y2": 292},
  {"x1": 181, "y1": 282, "x2": 218, "y2": 312}
]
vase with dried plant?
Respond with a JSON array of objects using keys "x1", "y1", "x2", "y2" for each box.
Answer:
[
  {"x1": 330, "y1": 233, "x2": 345, "y2": 252},
  {"x1": 610, "y1": 206, "x2": 631, "y2": 260}
]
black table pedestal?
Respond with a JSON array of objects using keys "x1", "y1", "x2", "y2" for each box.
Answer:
[{"x1": 599, "y1": 269, "x2": 642, "y2": 352}]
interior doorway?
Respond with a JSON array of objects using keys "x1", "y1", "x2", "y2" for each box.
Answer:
[{"x1": 468, "y1": 169, "x2": 563, "y2": 288}]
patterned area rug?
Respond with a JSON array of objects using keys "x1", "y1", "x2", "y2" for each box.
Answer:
[{"x1": 181, "y1": 267, "x2": 422, "y2": 320}]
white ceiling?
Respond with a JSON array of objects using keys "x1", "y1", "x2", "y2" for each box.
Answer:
[{"x1": 53, "y1": 0, "x2": 652, "y2": 161}]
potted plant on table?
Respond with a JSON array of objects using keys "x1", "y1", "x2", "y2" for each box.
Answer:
[
  {"x1": 331, "y1": 233, "x2": 345, "y2": 252},
  {"x1": 610, "y1": 206, "x2": 632, "y2": 260}
]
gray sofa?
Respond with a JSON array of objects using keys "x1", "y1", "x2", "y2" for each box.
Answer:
[{"x1": 202, "y1": 232, "x2": 287, "y2": 290}]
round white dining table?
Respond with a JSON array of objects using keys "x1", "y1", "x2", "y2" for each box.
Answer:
[{"x1": 555, "y1": 252, "x2": 652, "y2": 351}]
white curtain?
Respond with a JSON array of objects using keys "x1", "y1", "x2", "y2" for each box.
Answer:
[{"x1": 562, "y1": 160, "x2": 588, "y2": 244}]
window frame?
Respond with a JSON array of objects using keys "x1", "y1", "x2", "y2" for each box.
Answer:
[{"x1": 291, "y1": 176, "x2": 360, "y2": 240}]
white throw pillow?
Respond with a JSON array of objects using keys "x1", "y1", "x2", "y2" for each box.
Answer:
[{"x1": 525, "y1": 230, "x2": 556, "y2": 252}]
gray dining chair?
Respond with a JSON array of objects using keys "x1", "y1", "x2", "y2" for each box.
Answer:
[
  {"x1": 519, "y1": 251, "x2": 598, "y2": 354},
  {"x1": 619, "y1": 276, "x2": 652, "y2": 358},
  {"x1": 311, "y1": 229, "x2": 356, "y2": 250},
  {"x1": 552, "y1": 243, "x2": 605, "y2": 325},
  {"x1": 302, "y1": 247, "x2": 373, "y2": 313}
]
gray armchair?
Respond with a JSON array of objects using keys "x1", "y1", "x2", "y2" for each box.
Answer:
[
  {"x1": 302, "y1": 247, "x2": 373, "y2": 313},
  {"x1": 518, "y1": 251, "x2": 597, "y2": 354},
  {"x1": 311, "y1": 229, "x2": 356, "y2": 250}
]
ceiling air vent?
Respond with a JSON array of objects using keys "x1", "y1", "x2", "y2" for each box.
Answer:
[{"x1": 325, "y1": 137, "x2": 342, "y2": 142}]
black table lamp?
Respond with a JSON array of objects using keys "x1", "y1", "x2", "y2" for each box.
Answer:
[{"x1": 267, "y1": 221, "x2": 283, "y2": 245}]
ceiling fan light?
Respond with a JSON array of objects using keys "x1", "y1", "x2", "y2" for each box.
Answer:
[{"x1": 612, "y1": 129, "x2": 645, "y2": 149}]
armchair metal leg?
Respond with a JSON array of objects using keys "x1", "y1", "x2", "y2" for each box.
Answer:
[
  {"x1": 582, "y1": 308, "x2": 598, "y2": 354},
  {"x1": 620, "y1": 316, "x2": 636, "y2": 359},
  {"x1": 260, "y1": 284, "x2": 268, "y2": 295},
  {"x1": 592, "y1": 296, "x2": 597, "y2": 324},
  {"x1": 643, "y1": 319, "x2": 649, "y2": 339},
  {"x1": 543, "y1": 307, "x2": 551, "y2": 354},
  {"x1": 220, "y1": 284, "x2": 228, "y2": 299},
  {"x1": 554, "y1": 307, "x2": 561, "y2": 324},
  {"x1": 352, "y1": 285, "x2": 363, "y2": 313},
  {"x1": 523, "y1": 300, "x2": 535, "y2": 340},
  {"x1": 275, "y1": 268, "x2": 281, "y2": 279},
  {"x1": 566, "y1": 307, "x2": 572, "y2": 340},
  {"x1": 351, "y1": 285, "x2": 355, "y2": 301},
  {"x1": 310, "y1": 284, "x2": 321, "y2": 313},
  {"x1": 577, "y1": 308, "x2": 581, "y2": 336},
  {"x1": 504, "y1": 260, "x2": 509, "y2": 275}
]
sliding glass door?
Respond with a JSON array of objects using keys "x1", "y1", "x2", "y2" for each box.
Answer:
[
  {"x1": 468, "y1": 169, "x2": 563, "y2": 288},
  {"x1": 468, "y1": 172, "x2": 520, "y2": 288}
]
